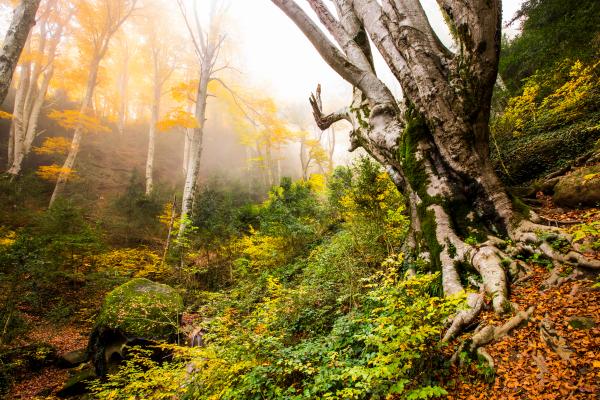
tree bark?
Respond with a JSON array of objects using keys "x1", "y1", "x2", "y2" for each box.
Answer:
[
  {"x1": 49, "y1": 0, "x2": 136, "y2": 206},
  {"x1": 7, "y1": 65, "x2": 53, "y2": 176},
  {"x1": 7, "y1": 60, "x2": 30, "y2": 171},
  {"x1": 179, "y1": 65, "x2": 210, "y2": 235},
  {"x1": 145, "y1": 94, "x2": 158, "y2": 195},
  {"x1": 0, "y1": 0, "x2": 41, "y2": 106},
  {"x1": 271, "y1": 0, "x2": 600, "y2": 339},
  {"x1": 7, "y1": 3, "x2": 71, "y2": 176},
  {"x1": 117, "y1": 41, "x2": 129, "y2": 136},
  {"x1": 145, "y1": 49, "x2": 162, "y2": 196},
  {"x1": 49, "y1": 60, "x2": 99, "y2": 207}
]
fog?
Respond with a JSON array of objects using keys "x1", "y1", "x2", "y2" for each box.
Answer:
[{"x1": 0, "y1": 0, "x2": 524, "y2": 200}]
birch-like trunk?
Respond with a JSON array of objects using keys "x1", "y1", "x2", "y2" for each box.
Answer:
[
  {"x1": 299, "y1": 136, "x2": 309, "y2": 180},
  {"x1": 117, "y1": 52, "x2": 129, "y2": 136},
  {"x1": 7, "y1": 5, "x2": 68, "y2": 176},
  {"x1": 8, "y1": 65, "x2": 53, "y2": 176},
  {"x1": 264, "y1": 141, "x2": 274, "y2": 187},
  {"x1": 145, "y1": 74, "x2": 160, "y2": 195},
  {"x1": 7, "y1": 61, "x2": 30, "y2": 171},
  {"x1": 182, "y1": 127, "x2": 192, "y2": 176},
  {"x1": 49, "y1": 61, "x2": 99, "y2": 206},
  {"x1": 179, "y1": 64, "x2": 210, "y2": 236},
  {"x1": 0, "y1": 0, "x2": 41, "y2": 105}
]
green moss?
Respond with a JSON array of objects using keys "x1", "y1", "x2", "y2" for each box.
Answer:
[
  {"x1": 351, "y1": 103, "x2": 371, "y2": 130},
  {"x1": 95, "y1": 278, "x2": 183, "y2": 340},
  {"x1": 397, "y1": 111, "x2": 430, "y2": 199},
  {"x1": 418, "y1": 207, "x2": 443, "y2": 272},
  {"x1": 446, "y1": 240, "x2": 457, "y2": 258},
  {"x1": 511, "y1": 195, "x2": 531, "y2": 219}
]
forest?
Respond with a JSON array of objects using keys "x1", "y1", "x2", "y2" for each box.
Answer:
[{"x1": 0, "y1": 0, "x2": 598, "y2": 398}]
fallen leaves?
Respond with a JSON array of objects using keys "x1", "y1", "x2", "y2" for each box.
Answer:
[{"x1": 446, "y1": 207, "x2": 600, "y2": 399}]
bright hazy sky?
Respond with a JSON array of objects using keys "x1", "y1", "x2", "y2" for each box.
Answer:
[
  {"x1": 0, "y1": 0, "x2": 525, "y2": 107},
  {"x1": 227, "y1": 0, "x2": 525, "y2": 107}
]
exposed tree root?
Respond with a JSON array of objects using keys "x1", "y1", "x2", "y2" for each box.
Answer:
[
  {"x1": 443, "y1": 216, "x2": 598, "y2": 359},
  {"x1": 512, "y1": 220, "x2": 600, "y2": 270},
  {"x1": 443, "y1": 292, "x2": 484, "y2": 342},
  {"x1": 451, "y1": 306, "x2": 535, "y2": 367}
]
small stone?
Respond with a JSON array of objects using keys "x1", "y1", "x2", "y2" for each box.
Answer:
[{"x1": 57, "y1": 349, "x2": 87, "y2": 368}]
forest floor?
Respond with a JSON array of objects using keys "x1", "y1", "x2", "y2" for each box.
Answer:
[
  {"x1": 4, "y1": 204, "x2": 600, "y2": 400},
  {"x1": 449, "y1": 203, "x2": 600, "y2": 399},
  {"x1": 7, "y1": 316, "x2": 88, "y2": 399}
]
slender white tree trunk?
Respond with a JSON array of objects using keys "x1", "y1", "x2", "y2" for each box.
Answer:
[
  {"x1": 7, "y1": 62, "x2": 30, "y2": 171},
  {"x1": 49, "y1": 61, "x2": 99, "y2": 206},
  {"x1": 182, "y1": 127, "x2": 191, "y2": 176},
  {"x1": 145, "y1": 81, "x2": 160, "y2": 195},
  {"x1": 264, "y1": 141, "x2": 274, "y2": 187},
  {"x1": 179, "y1": 64, "x2": 210, "y2": 237},
  {"x1": 117, "y1": 52, "x2": 129, "y2": 136},
  {"x1": 8, "y1": 65, "x2": 53, "y2": 176},
  {"x1": 0, "y1": 0, "x2": 41, "y2": 105},
  {"x1": 7, "y1": 7, "x2": 66, "y2": 176}
]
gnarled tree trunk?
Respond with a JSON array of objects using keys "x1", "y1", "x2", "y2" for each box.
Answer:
[{"x1": 272, "y1": 0, "x2": 600, "y2": 338}]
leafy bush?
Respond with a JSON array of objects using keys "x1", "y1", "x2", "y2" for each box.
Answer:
[
  {"x1": 493, "y1": 59, "x2": 600, "y2": 138},
  {"x1": 96, "y1": 248, "x2": 165, "y2": 279},
  {"x1": 181, "y1": 271, "x2": 460, "y2": 400},
  {"x1": 89, "y1": 346, "x2": 194, "y2": 399}
]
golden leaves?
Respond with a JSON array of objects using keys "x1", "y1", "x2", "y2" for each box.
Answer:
[
  {"x1": 156, "y1": 107, "x2": 199, "y2": 132},
  {"x1": 36, "y1": 165, "x2": 77, "y2": 181},
  {"x1": 33, "y1": 136, "x2": 72, "y2": 155},
  {"x1": 47, "y1": 109, "x2": 110, "y2": 134}
]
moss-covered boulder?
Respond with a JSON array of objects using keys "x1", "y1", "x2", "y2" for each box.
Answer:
[
  {"x1": 95, "y1": 278, "x2": 183, "y2": 340},
  {"x1": 88, "y1": 278, "x2": 183, "y2": 376},
  {"x1": 553, "y1": 165, "x2": 600, "y2": 207}
]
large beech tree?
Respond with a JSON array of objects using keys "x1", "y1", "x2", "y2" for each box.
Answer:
[{"x1": 271, "y1": 0, "x2": 600, "y2": 338}]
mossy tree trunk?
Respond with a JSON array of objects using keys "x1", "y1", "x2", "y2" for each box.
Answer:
[{"x1": 273, "y1": 0, "x2": 600, "y2": 337}]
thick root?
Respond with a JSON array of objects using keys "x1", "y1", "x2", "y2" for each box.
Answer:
[
  {"x1": 451, "y1": 306, "x2": 535, "y2": 366},
  {"x1": 443, "y1": 292, "x2": 484, "y2": 342},
  {"x1": 472, "y1": 245, "x2": 509, "y2": 313},
  {"x1": 513, "y1": 221, "x2": 600, "y2": 270}
]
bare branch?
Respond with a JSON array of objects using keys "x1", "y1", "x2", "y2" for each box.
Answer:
[
  {"x1": 270, "y1": 0, "x2": 363, "y2": 88},
  {"x1": 176, "y1": 0, "x2": 204, "y2": 60},
  {"x1": 309, "y1": 84, "x2": 350, "y2": 130}
]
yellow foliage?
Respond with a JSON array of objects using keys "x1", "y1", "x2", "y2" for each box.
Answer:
[
  {"x1": 307, "y1": 173, "x2": 326, "y2": 193},
  {"x1": 33, "y1": 136, "x2": 72, "y2": 155},
  {"x1": 541, "y1": 60, "x2": 600, "y2": 118},
  {"x1": 36, "y1": 164, "x2": 77, "y2": 181},
  {"x1": 0, "y1": 110, "x2": 13, "y2": 119},
  {"x1": 494, "y1": 59, "x2": 600, "y2": 136},
  {"x1": 156, "y1": 107, "x2": 199, "y2": 132},
  {"x1": 235, "y1": 228, "x2": 288, "y2": 271},
  {"x1": 170, "y1": 80, "x2": 199, "y2": 103},
  {"x1": 0, "y1": 229, "x2": 16, "y2": 247},
  {"x1": 158, "y1": 201, "x2": 180, "y2": 231},
  {"x1": 48, "y1": 109, "x2": 110, "y2": 134},
  {"x1": 96, "y1": 248, "x2": 165, "y2": 279}
]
